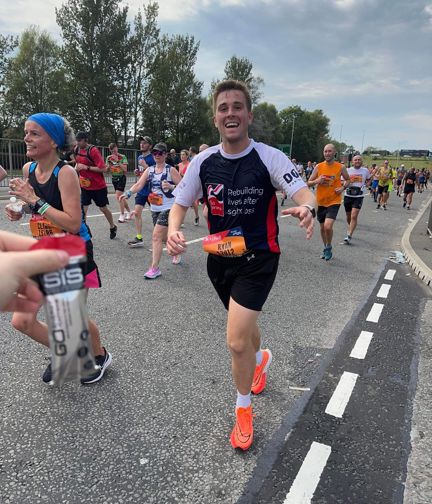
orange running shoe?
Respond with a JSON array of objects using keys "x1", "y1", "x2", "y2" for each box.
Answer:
[
  {"x1": 251, "y1": 349, "x2": 272, "y2": 395},
  {"x1": 230, "y1": 405, "x2": 253, "y2": 450}
]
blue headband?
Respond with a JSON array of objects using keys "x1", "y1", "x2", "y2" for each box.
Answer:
[{"x1": 28, "y1": 113, "x2": 66, "y2": 149}]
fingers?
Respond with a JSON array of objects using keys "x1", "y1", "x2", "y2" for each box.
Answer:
[
  {"x1": 167, "y1": 232, "x2": 187, "y2": 255},
  {"x1": 0, "y1": 231, "x2": 35, "y2": 251},
  {"x1": 7, "y1": 249, "x2": 70, "y2": 278}
]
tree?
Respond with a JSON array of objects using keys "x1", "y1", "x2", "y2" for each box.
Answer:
[
  {"x1": 0, "y1": 34, "x2": 18, "y2": 136},
  {"x1": 143, "y1": 34, "x2": 207, "y2": 147},
  {"x1": 211, "y1": 55, "x2": 264, "y2": 106},
  {"x1": 116, "y1": 1, "x2": 160, "y2": 146},
  {"x1": 56, "y1": 0, "x2": 130, "y2": 143},
  {"x1": 249, "y1": 102, "x2": 282, "y2": 145},
  {"x1": 3, "y1": 27, "x2": 64, "y2": 128},
  {"x1": 279, "y1": 106, "x2": 330, "y2": 162}
]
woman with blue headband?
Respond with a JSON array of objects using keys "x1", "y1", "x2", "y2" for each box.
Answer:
[{"x1": 6, "y1": 112, "x2": 112, "y2": 384}]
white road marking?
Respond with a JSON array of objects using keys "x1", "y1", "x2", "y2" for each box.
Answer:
[
  {"x1": 377, "y1": 283, "x2": 391, "y2": 299},
  {"x1": 289, "y1": 386, "x2": 311, "y2": 392},
  {"x1": 350, "y1": 331, "x2": 374, "y2": 360},
  {"x1": 325, "y1": 371, "x2": 359, "y2": 418},
  {"x1": 284, "y1": 442, "x2": 331, "y2": 504},
  {"x1": 366, "y1": 303, "x2": 384, "y2": 323},
  {"x1": 20, "y1": 210, "x2": 127, "y2": 226},
  {"x1": 384, "y1": 269, "x2": 396, "y2": 281}
]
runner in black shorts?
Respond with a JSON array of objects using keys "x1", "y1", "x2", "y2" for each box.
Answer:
[
  {"x1": 317, "y1": 204, "x2": 340, "y2": 223},
  {"x1": 167, "y1": 80, "x2": 317, "y2": 451},
  {"x1": 106, "y1": 143, "x2": 131, "y2": 223}
]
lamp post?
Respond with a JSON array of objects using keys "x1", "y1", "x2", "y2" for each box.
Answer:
[{"x1": 289, "y1": 114, "x2": 296, "y2": 158}]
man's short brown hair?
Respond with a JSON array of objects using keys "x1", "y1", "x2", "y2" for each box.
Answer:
[
  {"x1": 212, "y1": 79, "x2": 252, "y2": 113},
  {"x1": 108, "y1": 143, "x2": 117, "y2": 151}
]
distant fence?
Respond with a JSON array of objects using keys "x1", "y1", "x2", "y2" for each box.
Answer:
[{"x1": 0, "y1": 138, "x2": 141, "y2": 187}]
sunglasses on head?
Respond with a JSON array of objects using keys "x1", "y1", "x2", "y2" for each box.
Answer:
[{"x1": 152, "y1": 150, "x2": 165, "y2": 156}]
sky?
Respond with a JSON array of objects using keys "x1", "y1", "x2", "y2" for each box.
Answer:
[{"x1": 1, "y1": 0, "x2": 431, "y2": 152}]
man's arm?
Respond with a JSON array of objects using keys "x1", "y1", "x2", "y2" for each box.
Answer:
[{"x1": 167, "y1": 203, "x2": 189, "y2": 255}]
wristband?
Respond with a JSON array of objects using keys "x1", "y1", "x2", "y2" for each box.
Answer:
[
  {"x1": 38, "y1": 202, "x2": 51, "y2": 215},
  {"x1": 125, "y1": 190, "x2": 132, "y2": 199},
  {"x1": 301, "y1": 204, "x2": 316, "y2": 218}
]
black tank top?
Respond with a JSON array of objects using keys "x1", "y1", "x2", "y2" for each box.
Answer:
[{"x1": 28, "y1": 161, "x2": 64, "y2": 211}]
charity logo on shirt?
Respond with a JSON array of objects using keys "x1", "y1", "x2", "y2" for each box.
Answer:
[{"x1": 206, "y1": 183, "x2": 224, "y2": 217}]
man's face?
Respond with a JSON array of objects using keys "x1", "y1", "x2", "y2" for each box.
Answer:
[
  {"x1": 213, "y1": 90, "x2": 253, "y2": 144},
  {"x1": 323, "y1": 144, "x2": 336, "y2": 162},
  {"x1": 77, "y1": 138, "x2": 87, "y2": 149},
  {"x1": 140, "y1": 141, "x2": 150, "y2": 152},
  {"x1": 353, "y1": 155, "x2": 362, "y2": 168}
]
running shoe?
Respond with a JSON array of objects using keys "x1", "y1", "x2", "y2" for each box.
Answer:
[
  {"x1": 118, "y1": 214, "x2": 125, "y2": 223},
  {"x1": 383, "y1": 204, "x2": 387, "y2": 210},
  {"x1": 376, "y1": 204, "x2": 381, "y2": 209},
  {"x1": 42, "y1": 362, "x2": 52, "y2": 383},
  {"x1": 321, "y1": 244, "x2": 330, "y2": 259},
  {"x1": 144, "y1": 267, "x2": 161, "y2": 279},
  {"x1": 324, "y1": 245, "x2": 333, "y2": 261},
  {"x1": 343, "y1": 235, "x2": 352, "y2": 244},
  {"x1": 194, "y1": 217, "x2": 199, "y2": 226},
  {"x1": 128, "y1": 237, "x2": 143, "y2": 247},
  {"x1": 172, "y1": 255, "x2": 182, "y2": 265},
  {"x1": 230, "y1": 405, "x2": 253, "y2": 451},
  {"x1": 81, "y1": 348, "x2": 112, "y2": 385},
  {"x1": 407, "y1": 205, "x2": 410, "y2": 210},
  {"x1": 251, "y1": 349, "x2": 272, "y2": 395},
  {"x1": 403, "y1": 201, "x2": 406, "y2": 208},
  {"x1": 110, "y1": 225, "x2": 117, "y2": 239},
  {"x1": 125, "y1": 212, "x2": 131, "y2": 220}
]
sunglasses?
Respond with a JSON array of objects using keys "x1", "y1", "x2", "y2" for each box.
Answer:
[{"x1": 152, "y1": 150, "x2": 166, "y2": 156}]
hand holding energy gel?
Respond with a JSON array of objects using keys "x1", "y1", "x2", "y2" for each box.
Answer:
[{"x1": 31, "y1": 235, "x2": 98, "y2": 385}]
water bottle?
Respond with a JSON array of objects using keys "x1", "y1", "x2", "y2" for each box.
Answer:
[{"x1": 6, "y1": 196, "x2": 24, "y2": 216}]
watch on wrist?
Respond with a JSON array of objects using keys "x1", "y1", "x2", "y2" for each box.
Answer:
[
  {"x1": 301, "y1": 204, "x2": 316, "y2": 218},
  {"x1": 29, "y1": 198, "x2": 47, "y2": 213}
]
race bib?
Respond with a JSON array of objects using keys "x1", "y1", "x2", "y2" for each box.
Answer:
[
  {"x1": 111, "y1": 166, "x2": 123, "y2": 176},
  {"x1": 203, "y1": 227, "x2": 248, "y2": 257},
  {"x1": 350, "y1": 174, "x2": 363, "y2": 184},
  {"x1": 320, "y1": 175, "x2": 334, "y2": 187},
  {"x1": 148, "y1": 192, "x2": 163, "y2": 206},
  {"x1": 30, "y1": 214, "x2": 64, "y2": 239},
  {"x1": 79, "y1": 177, "x2": 91, "y2": 188}
]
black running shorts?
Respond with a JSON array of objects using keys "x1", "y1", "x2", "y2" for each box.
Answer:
[
  {"x1": 112, "y1": 175, "x2": 126, "y2": 192},
  {"x1": 317, "y1": 204, "x2": 340, "y2": 223},
  {"x1": 207, "y1": 250, "x2": 280, "y2": 311},
  {"x1": 377, "y1": 184, "x2": 389, "y2": 194},
  {"x1": 81, "y1": 187, "x2": 109, "y2": 207},
  {"x1": 344, "y1": 196, "x2": 364, "y2": 212}
]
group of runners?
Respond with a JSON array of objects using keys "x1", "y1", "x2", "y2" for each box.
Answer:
[{"x1": 2, "y1": 79, "x2": 430, "y2": 452}]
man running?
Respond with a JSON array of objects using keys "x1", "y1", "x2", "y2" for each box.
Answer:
[
  {"x1": 128, "y1": 136, "x2": 155, "y2": 247},
  {"x1": 106, "y1": 143, "x2": 131, "y2": 223},
  {"x1": 167, "y1": 79, "x2": 316, "y2": 451},
  {"x1": 376, "y1": 160, "x2": 392, "y2": 210},
  {"x1": 343, "y1": 155, "x2": 372, "y2": 244},
  {"x1": 74, "y1": 132, "x2": 117, "y2": 239},
  {"x1": 307, "y1": 144, "x2": 350, "y2": 260},
  {"x1": 402, "y1": 167, "x2": 416, "y2": 210}
]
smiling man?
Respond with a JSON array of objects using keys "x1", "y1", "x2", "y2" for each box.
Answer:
[{"x1": 167, "y1": 79, "x2": 317, "y2": 451}]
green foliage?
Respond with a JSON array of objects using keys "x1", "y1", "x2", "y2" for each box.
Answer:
[
  {"x1": 143, "y1": 34, "x2": 206, "y2": 147},
  {"x1": 212, "y1": 55, "x2": 264, "y2": 106},
  {"x1": 56, "y1": 0, "x2": 130, "y2": 143},
  {"x1": 3, "y1": 27, "x2": 64, "y2": 127},
  {"x1": 0, "y1": 34, "x2": 18, "y2": 136},
  {"x1": 249, "y1": 102, "x2": 282, "y2": 145},
  {"x1": 279, "y1": 106, "x2": 330, "y2": 161}
]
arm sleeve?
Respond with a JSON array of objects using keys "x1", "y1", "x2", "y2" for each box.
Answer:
[
  {"x1": 173, "y1": 157, "x2": 203, "y2": 206},
  {"x1": 258, "y1": 146, "x2": 307, "y2": 197},
  {"x1": 91, "y1": 147, "x2": 106, "y2": 169}
]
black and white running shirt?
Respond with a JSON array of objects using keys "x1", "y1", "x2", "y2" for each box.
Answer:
[{"x1": 174, "y1": 140, "x2": 306, "y2": 253}]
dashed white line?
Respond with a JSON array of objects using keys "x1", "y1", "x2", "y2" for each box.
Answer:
[
  {"x1": 366, "y1": 303, "x2": 384, "y2": 323},
  {"x1": 284, "y1": 441, "x2": 331, "y2": 504},
  {"x1": 325, "y1": 371, "x2": 359, "y2": 418},
  {"x1": 376, "y1": 283, "x2": 391, "y2": 299},
  {"x1": 350, "y1": 331, "x2": 374, "y2": 360},
  {"x1": 384, "y1": 269, "x2": 396, "y2": 281}
]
